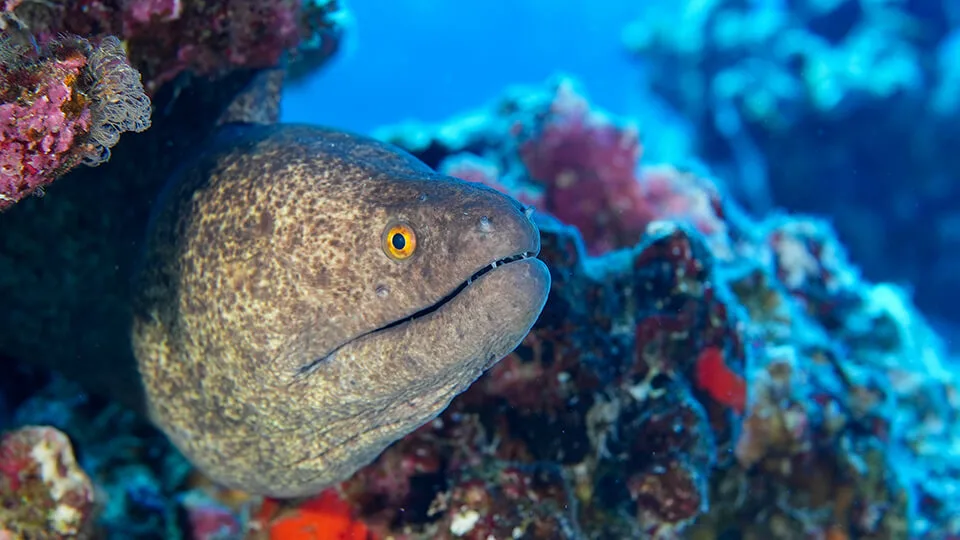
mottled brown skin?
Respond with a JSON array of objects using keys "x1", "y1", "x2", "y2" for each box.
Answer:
[{"x1": 130, "y1": 123, "x2": 550, "y2": 498}]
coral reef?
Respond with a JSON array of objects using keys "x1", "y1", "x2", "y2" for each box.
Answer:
[
  {"x1": 6, "y1": 0, "x2": 345, "y2": 94},
  {"x1": 0, "y1": 0, "x2": 345, "y2": 211},
  {"x1": 2, "y1": 372, "x2": 193, "y2": 537},
  {"x1": 0, "y1": 0, "x2": 956, "y2": 536},
  {"x1": 0, "y1": 34, "x2": 151, "y2": 210},
  {"x1": 0, "y1": 425, "x2": 95, "y2": 537},
  {"x1": 10, "y1": 74, "x2": 945, "y2": 539},
  {"x1": 380, "y1": 78, "x2": 732, "y2": 261},
  {"x1": 0, "y1": 0, "x2": 347, "y2": 404},
  {"x1": 620, "y1": 0, "x2": 960, "y2": 326},
  {"x1": 0, "y1": 0, "x2": 347, "y2": 535},
  {"x1": 354, "y1": 77, "x2": 960, "y2": 538}
]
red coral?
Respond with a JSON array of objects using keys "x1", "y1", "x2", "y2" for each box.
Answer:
[
  {"x1": 254, "y1": 489, "x2": 375, "y2": 540},
  {"x1": 694, "y1": 346, "x2": 747, "y2": 414}
]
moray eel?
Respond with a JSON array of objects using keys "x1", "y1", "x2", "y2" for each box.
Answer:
[{"x1": 130, "y1": 123, "x2": 550, "y2": 498}]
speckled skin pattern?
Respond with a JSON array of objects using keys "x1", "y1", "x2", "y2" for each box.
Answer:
[{"x1": 130, "y1": 123, "x2": 551, "y2": 498}]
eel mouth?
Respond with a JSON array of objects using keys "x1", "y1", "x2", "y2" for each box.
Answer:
[
  {"x1": 376, "y1": 250, "x2": 536, "y2": 333},
  {"x1": 296, "y1": 251, "x2": 537, "y2": 376}
]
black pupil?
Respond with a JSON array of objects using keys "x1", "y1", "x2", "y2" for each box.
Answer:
[{"x1": 391, "y1": 232, "x2": 406, "y2": 250}]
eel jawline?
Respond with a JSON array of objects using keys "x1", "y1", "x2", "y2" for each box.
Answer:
[{"x1": 297, "y1": 250, "x2": 537, "y2": 375}]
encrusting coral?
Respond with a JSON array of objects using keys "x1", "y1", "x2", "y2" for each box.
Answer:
[
  {"x1": 0, "y1": 34, "x2": 151, "y2": 210},
  {"x1": 0, "y1": 0, "x2": 344, "y2": 212},
  {"x1": 0, "y1": 425, "x2": 95, "y2": 538}
]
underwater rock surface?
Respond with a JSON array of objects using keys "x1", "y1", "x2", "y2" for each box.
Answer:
[
  {"x1": 0, "y1": 0, "x2": 342, "y2": 211},
  {"x1": 0, "y1": 35, "x2": 151, "y2": 210},
  {"x1": 3, "y1": 0, "x2": 343, "y2": 95}
]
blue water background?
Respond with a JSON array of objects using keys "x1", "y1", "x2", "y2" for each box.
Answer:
[{"x1": 281, "y1": 0, "x2": 641, "y2": 133}]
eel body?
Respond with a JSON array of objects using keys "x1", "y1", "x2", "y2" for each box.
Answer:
[{"x1": 130, "y1": 123, "x2": 550, "y2": 498}]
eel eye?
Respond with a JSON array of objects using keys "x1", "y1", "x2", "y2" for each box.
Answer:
[{"x1": 383, "y1": 222, "x2": 417, "y2": 260}]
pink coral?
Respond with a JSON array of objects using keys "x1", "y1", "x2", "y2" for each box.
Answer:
[
  {"x1": 0, "y1": 49, "x2": 92, "y2": 210},
  {"x1": 434, "y1": 80, "x2": 731, "y2": 258},
  {"x1": 25, "y1": 0, "x2": 346, "y2": 95},
  {"x1": 516, "y1": 80, "x2": 644, "y2": 254},
  {"x1": 0, "y1": 36, "x2": 151, "y2": 211},
  {"x1": 382, "y1": 78, "x2": 732, "y2": 258},
  {"x1": 509, "y1": 79, "x2": 730, "y2": 257}
]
